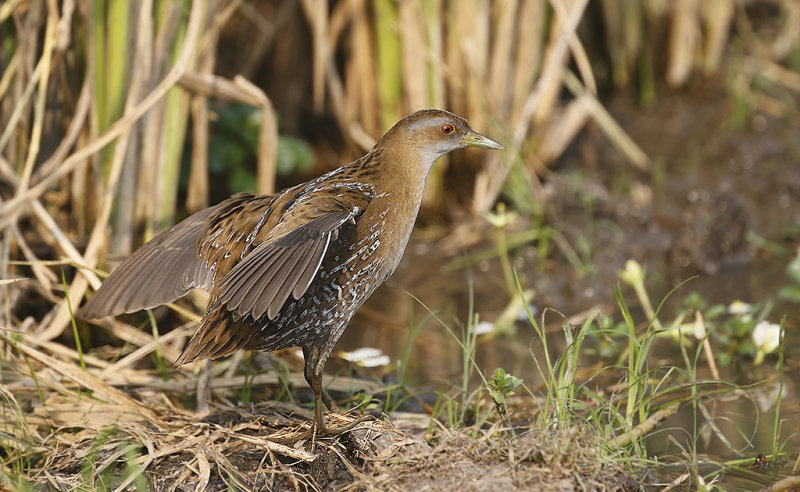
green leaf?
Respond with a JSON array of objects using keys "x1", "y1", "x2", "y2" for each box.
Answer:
[
  {"x1": 786, "y1": 250, "x2": 800, "y2": 284},
  {"x1": 276, "y1": 135, "x2": 314, "y2": 175},
  {"x1": 229, "y1": 166, "x2": 257, "y2": 194},
  {"x1": 778, "y1": 285, "x2": 800, "y2": 302}
]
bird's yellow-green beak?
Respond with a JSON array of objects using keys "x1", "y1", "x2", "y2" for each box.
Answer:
[{"x1": 462, "y1": 131, "x2": 504, "y2": 150}]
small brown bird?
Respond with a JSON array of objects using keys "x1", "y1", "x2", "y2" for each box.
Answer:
[{"x1": 80, "y1": 109, "x2": 503, "y2": 433}]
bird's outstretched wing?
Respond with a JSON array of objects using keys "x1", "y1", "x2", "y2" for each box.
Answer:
[
  {"x1": 79, "y1": 193, "x2": 272, "y2": 319},
  {"x1": 79, "y1": 206, "x2": 218, "y2": 319}
]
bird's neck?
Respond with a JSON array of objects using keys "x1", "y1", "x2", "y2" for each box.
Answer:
[{"x1": 366, "y1": 140, "x2": 438, "y2": 210}]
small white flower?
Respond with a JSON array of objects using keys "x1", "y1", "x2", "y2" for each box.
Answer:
[
  {"x1": 692, "y1": 318, "x2": 706, "y2": 340},
  {"x1": 619, "y1": 259, "x2": 645, "y2": 286},
  {"x1": 728, "y1": 300, "x2": 753, "y2": 315},
  {"x1": 516, "y1": 304, "x2": 538, "y2": 321},
  {"x1": 752, "y1": 321, "x2": 781, "y2": 354},
  {"x1": 339, "y1": 347, "x2": 391, "y2": 367},
  {"x1": 484, "y1": 203, "x2": 517, "y2": 228},
  {"x1": 470, "y1": 321, "x2": 495, "y2": 336}
]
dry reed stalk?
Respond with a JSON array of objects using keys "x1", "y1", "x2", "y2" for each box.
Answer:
[
  {"x1": 330, "y1": 58, "x2": 377, "y2": 151},
  {"x1": 177, "y1": 71, "x2": 279, "y2": 195},
  {"x1": 110, "y1": 1, "x2": 153, "y2": 257},
  {"x1": 342, "y1": 1, "x2": 361, "y2": 128},
  {"x1": 511, "y1": 0, "x2": 546, "y2": 123},
  {"x1": 513, "y1": 0, "x2": 601, "y2": 183},
  {"x1": 30, "y1": 79, "x2": 92, "y2": 183},
  {"x1": 0, "y1": 277, "x2": 25, "y2": 287},
  {"x1": 30, "y1": 201, "x2": 103, "y2": 288},
  {"x1": 20, "y1": 333, "x2": 111, "y2": 370},
  {"x1": 533, "y1": 98, "x2": 591, "y2": 165},
  {"x1": 156, "y1": 17, "x2": 200, "y2": 234},
  {"x1": 534, "y1": 0, "x2": 575, "y2": 124},
  {"x1": 300, "y1": 0, "x2": 330, "y2": 113},
  {"x1": 239, "y1": 76, "x2": 279, "y2": 195},
  {"x1": 97, "y1": 325, "x2": 191, "y2": 379},
  {"x1": 749, "y1": 90, "x2": 790, "y2": 118},
  {"x1": 105, "y1": 318, "x2": 186, "y2": 362},
  {"x1": 346, "y1": 0, "x2": 380, "y2": 136},
  {"x1": 0, "y1": 50, "x2": 19, "y2": 103},
  {"x1": 301, "y1": 0, "x2": 376, "y2": 150},
  {"x1": 132, "y1": 370, "x2": 381, "y2": 395},
  {"x1": 489, "y1": 0, "x2": 518, "y2": 114},
  {"x1": 667, "y1": 0, "x2": 699, "y2": 87},
  {"x1": 771, "y1": 1, "x2": 800, "y2": 59},
  {"x1": 561, "y1": 71, "x2": 650, "y2": 171},
  {"x1": 0, "y1": 2, "x2": 204, "y2": 225},
  {"x1": 1, "y1": 0, "x2": 205, "y2": 342},
  {"x1": 375, "y1": 0, "x2": 403, "y2": 129},
  {"x1": 136, "y1": 3, "x2": 178, "y2": 242},
  {"x1": 45, "y1": 1, "x2": 159, "y2": 340},
  {"x1": 16, "y1": 1, "x2": 57, "y2": 194},
  {"x1": 457, "y1": 0, "x2": 491, "y2": 130},
  {"x1": 188, "y1": 92, "x2": 210, "y2": 212},
  {"x1": 551, "y1": 0, "x2": 596, "y2": 95},
  {"x1": 472, "y1": 0, "x2": 590, "y2": 215},
  {"x1": 8, "y1": 337, "x2": 165, "y2": 424},
  {"x1": 10, "y1": 222, "x2": 57, "y2": 293},
  {"x1": 0, "y1": 0, "x2": 23, "y2": 22},
  {"x1": 423, "y1": 0, "x2": 445, "y2": 110},
  {"x1": 701, "y1": 0, "x2": 734, "y2": 75},
  {"x1": 399, "y1": 0, "x2": 429, "y2": 111},
  {"x1": 0, "y1": 60, "x2": 46, "y2": 159},
  {"x1": 754, "y1": 58, "x2": 800, "y2": 93},
  {"x1": 330, "y1": 1, "x2": 351, "y2": 62},
  {"x1": 235, "y1": 2, "x2": 291, "y2": 81}
]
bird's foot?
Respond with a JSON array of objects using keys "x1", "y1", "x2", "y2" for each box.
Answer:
[
  {"x1": 307, "y1": 414, "x2": 373, "y2": 452},
  {"x1": 321, "y1": 388, "x2": 336, "y2": 411},
  {"x1": 315, "y1": 414, "x2": 372, "y2": 436},
  {"x1": 271, "y1": 413, "x2": 371, "y2": 448}
]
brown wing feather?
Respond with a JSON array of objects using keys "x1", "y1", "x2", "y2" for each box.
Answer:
[
  {"x1": 213, "y1": 209, "x2": 353, "y2": 321},
  {"x1": 80, "y1": 193, "x2": 278, "y2": 320},
  {"x1": 79, "y1": 206, "x2": 217, "y2": 319},
  {"x1": 174, "y1": 313, "x2": 258, "y2": 365},
  {"x1": 173, "y1": 206, "x2": 360, "y2": 366}
]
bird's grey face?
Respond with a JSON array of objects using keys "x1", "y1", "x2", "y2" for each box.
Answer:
[{"x1": 405, "y1": 112, "x2": 504, "y2": 167}]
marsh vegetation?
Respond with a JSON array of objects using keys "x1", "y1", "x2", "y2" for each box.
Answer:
[{"x1": 2, "y1": 1, "x2": 800, "y2": 490}]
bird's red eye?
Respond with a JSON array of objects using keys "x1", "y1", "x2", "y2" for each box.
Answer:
[{"x1": 440, "y1": 124, "x2": 454, "y2": 135}]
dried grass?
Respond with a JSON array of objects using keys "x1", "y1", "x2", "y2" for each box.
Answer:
[
  {"x1": 5, "y1": 340, "x2": 636, "y2": 491},
  {"x1": 1, "y1": 328, "x2": 404, "y2": 490}
]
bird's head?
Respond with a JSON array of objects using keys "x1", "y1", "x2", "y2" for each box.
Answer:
[{"x1": 377, "y1": 109, "x2": 504, "y2": 171}]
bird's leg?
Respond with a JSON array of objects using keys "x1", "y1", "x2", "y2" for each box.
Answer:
[
  {"x1": 309, "y1": 346, "x2": 371, "y2": 436},
  {"x1": 303, "y1": 346, "x2": 335, "y2": 410}
]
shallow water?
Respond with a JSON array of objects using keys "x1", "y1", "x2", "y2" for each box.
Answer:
[{"x1": 333, "y1": 231, "x2": 800, "y2": 489}]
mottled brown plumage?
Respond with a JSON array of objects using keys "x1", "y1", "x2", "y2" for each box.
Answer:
[{"x1": 80, "y1": 109, "x2": 503, "y2": 433}]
